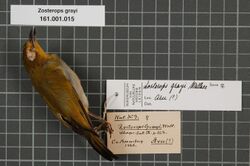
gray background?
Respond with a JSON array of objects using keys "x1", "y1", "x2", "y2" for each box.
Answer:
[{"x1": 0, "y1": 0, "x2": 250, "y2": 165}]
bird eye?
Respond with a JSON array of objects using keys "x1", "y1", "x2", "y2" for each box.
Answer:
[{"x1": 29, "y1": 47, "x2": 35, "y2": 52}]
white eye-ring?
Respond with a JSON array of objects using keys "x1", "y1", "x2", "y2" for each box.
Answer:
[{"x1": 27, "y1": 50, "x2": 36, "y2": 61}]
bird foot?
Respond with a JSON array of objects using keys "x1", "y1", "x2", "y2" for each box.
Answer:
[{"x1": 94, "y1": 121, "x2": 114, "y2": 137}]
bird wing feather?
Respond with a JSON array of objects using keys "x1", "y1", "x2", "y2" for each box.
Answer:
[
  {"x1": 42, "y1": 54, "x2": 94, "y2": 129},
  {"x1": 58, "y1": 57, "x2": 89, "y2": 109}
]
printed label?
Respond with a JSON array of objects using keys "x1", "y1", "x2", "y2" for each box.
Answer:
[
  {"x1": 106, "y1": 80, "x2": 242, "y2": 111},
  {"x1": 11, "y1": 5, "x2": 105, "y2": 26}
]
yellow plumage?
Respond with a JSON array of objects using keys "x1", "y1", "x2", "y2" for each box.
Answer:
[{"x1": 23, "y1": 28, "x2": 117, "y2": 161}]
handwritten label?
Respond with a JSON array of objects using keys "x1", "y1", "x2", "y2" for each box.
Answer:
[
  {"x1": 107, "y1": 111, "x2": 181, "y2": 154},
  {"x1": 106, "y1": 80, "x2": 242, "y2": 111},
  {"x1": 11, "y1": 5, "x2": 105, "y2": 26}
]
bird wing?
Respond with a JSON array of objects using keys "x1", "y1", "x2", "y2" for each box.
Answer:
[
  {"x1": 58, "y1": 56, "x2": 89, "y2": 109},
  {"x1": 42, "y1": 54, "x2": 94, "y2": 129}
]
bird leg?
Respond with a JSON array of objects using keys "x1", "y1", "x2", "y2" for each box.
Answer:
[{"x1": 88, "y1": 112, "x2": 114, "y2": 135}]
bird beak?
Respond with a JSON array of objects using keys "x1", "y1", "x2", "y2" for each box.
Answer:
[{"x1": 29, "y1": 27, "x2": 36, "y2": 49}]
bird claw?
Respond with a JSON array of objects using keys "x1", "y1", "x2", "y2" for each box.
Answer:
[
  {"x1": 94, "y1": 121, "x2": 114, "y2": 138},
  {"x1": 105, "y1": 121, "x2": 114, "y2": 137}
]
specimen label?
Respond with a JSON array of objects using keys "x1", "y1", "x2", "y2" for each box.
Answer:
[
  {"x1": 11, "y1": 5, "x2": 105, "y2": 26},
  {"x1": 107, "y1": 111, "x2": 181, "y2": 154},
  {"x1": 106, "y1": 80, "x2": 242, "y2": 111}
]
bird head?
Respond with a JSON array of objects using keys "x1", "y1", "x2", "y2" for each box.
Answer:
[{"x1": 23, "y1": 28, "x2": 46, "y2": 63}]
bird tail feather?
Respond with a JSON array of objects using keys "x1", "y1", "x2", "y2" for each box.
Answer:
[{"x1": 86, "y1": 132, "x2": 118, "y2": 161}]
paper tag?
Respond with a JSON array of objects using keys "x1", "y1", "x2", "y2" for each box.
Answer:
[
  {"x1": 106, "y1": 80, "x2": 242, "y2": 111},
  {"x1": 107, "y1": 111, "x2": 181, "y2": 154},
  {"x1": 11, "y1": 5, "x2": 105, "y2": 26}
]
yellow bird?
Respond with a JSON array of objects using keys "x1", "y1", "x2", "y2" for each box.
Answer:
[{"x1": 23, "y1": 28, "x2": 117, "y2": 161}]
